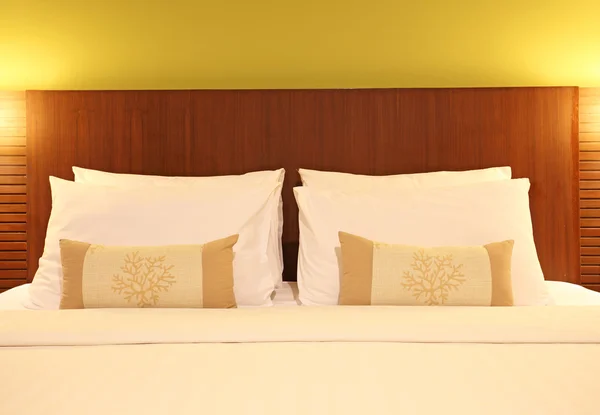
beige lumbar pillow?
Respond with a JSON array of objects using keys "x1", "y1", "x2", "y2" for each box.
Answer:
[
  {"x1": 338, "y1": 232, "x2": 514, "y2": 306},
  {"x1": 59, "y1": 235, "x2": 238, "y2": 309}
]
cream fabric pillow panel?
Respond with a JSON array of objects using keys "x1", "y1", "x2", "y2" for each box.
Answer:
[
  {"x1": 59, "y1": 236, "x2": 238, "y2": 309},
  {"x1": 27, "y1": 178, "x2": 279, "y2": 310},
  {"x1": 72, "y1": 167, "x2": 286, "y2": 288},
  {"x1": 338, "y1": 232, "x2": 514, "y2": 306},
  {"x1": 299, "y1": 167, "x2": 511, "y2": 190},
  {"x1": 294, "y1": 178, "x2": 548, "y2": 306}
]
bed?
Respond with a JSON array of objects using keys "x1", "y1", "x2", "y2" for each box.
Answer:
[
  {"x1": 1, "y1": 87, "x2": 598, "y2": 415},
  {"x1": 1, "y1": 285, "x2": 600, "y2": 414}
]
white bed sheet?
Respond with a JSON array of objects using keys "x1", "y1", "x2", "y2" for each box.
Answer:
[
  {"x1": 1, "y1": 280, "x2": 599, "y2": 310},
  {"x1": 1, "y1": 306, "x2": 600, "y2": 415}
]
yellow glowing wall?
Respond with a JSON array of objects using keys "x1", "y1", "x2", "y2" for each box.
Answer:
[{"x1": 1, "y1": 0, "x2": 600, "y2": 90}]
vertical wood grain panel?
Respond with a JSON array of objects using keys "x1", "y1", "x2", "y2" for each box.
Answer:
[
  {"x1": 0, "y1": 91, "x2": 27, "y2": 292},
  {"x1": 580, "y1": 88, "x2": 600, "y2": 290},
  {"x1": 27, "y1": 88, "x2": 578, "y2": 284}
]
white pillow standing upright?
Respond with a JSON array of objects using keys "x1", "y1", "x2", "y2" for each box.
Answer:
[
  {"x1": 294, "y1": 179, "x2": 549, "y2": 306},
  {"x1": 72, "y1": 167, "x2": 286, "y2": 288},
  {"x1": 27, "y1": 177, "x2": 280, "y2": 309},
  {"x1": 299, "y1": 166, "x2": 512, "y2": 190}
]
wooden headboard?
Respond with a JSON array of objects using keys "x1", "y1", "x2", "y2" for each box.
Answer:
[{"x1": 26, "y1": 87, "x2": 580, "y2": 283}]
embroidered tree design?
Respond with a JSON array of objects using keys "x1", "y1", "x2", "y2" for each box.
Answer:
[
  {"x1": 401, "y1": 249, "x2": 465, "y2": 305},
  {"x1": 112, "y1": 252, "x2": 176, "y2": 307}
]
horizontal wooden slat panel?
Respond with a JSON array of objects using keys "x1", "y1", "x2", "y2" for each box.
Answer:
[
  {"x1": 0, "y1": 269, "x2": 27, "y2": 279},
  {"x1": 581, "y1": 236, "x2": 600, "y2": 244},
  {"x1": 0, "y1": 92, "x2": 26, "y2": 283},
  {"x1": 580, "y1": 113, "x2": 600, "y2": 123},
  {"x1": 580, "y1": 161, "x2": 600, "y2": 170},
  {"x1": 0, "y1": 166, "x2": 25, "y2": 175},
  {"x1": 0, "y1": 107, "x2": 25, "y2": 118},
  {"x1": 580, "y1": 107, "x2": 600, "y2": 115},
  {"x1": 580, "y1": 96, "x2": 600, "y2": 106},
  {"x1": 0, "y1": 277, "x2": 27, "y2": 288},
  {"x1": 0, "y1": 195, "x2": 26, "y2": 203},
  {"x1": 0, "y1": 241, "x2": 26, "y2": 250},
  {"x1": 0, "y1": 176, "x2": 26, "y2": 185},
  {"x1": 581, "y1": 199, "x2": 600, "y2": 208},
  {"x1": 580, "y1": 142, "x2": 600, "y2": 151},
  {"x1": 0, "y1": 214, "x2": 26, "y2": 222},
  {"x1": 0, "y1": 233, "x2": 26, "y2": 241},
  {"x1": 581, "y1": 256, "x2": 600, "y2": 264},
  {"x1": 580, "y1": 151, "x2": 600, "y2": 161},
  {"x1": 0, "y1": 185, "x2": 26, "y2": 194},
  {"x1": 0, "y1": 118, "x2": 25, "y2": 128},
  {"x1": 579, "y1": 133, "x2": 600, "y2": 142},
  {"x1": 580, "y1": 90, "x2": 600, "y2": 283},
  {"x1": 584, "y1": 284, "x2": 600, "y2": 292},
  {"x1": 580, "y1": 181, "x2": 600, "y2": 189},
  {"x1": 0, "y1": 91, "x2": 25, "y2": 100},
  {"x1": 0, "y1": 204, "x2": 26, "y2": 213},
  {"x1": 0, "y1": 100, "x2": 25, "y2": 111},
  {"x1": 0, "y1": 260, "x2": 27, "y2": 269},
  {"x1": 0, "y1": 146, "x2": 26, "y2": 156},
  {"x1": 581, "y1": 265, "x2": 600, "y2": 274},
  {"x1": 581, "y1": 247, "x2": 600, "y2": 255},
  {"x1": 0, "y1": 224, "x2": 26, "y2": 232},
  {"x1": 0, "y1": 251, "x2": 26, "y2": 260},
  {"x1": 580, "y1": 171, "x2": 600, "y2": 180},
  {"x1": 0, "y1": 137, "x2": 26, "y2": 146},
  {"x1": 0, "y1": 156, "x2": 26, "y2": 165},
  {"x1": 580, "y1": 89, "x2": 600, "y2": 97},
  {"x1": 581, "y1": 123, "x2": 600, "y2": 134},
  {"x1": 0, "y1": 128, "x2": 25, "y2": 137},
  {"x1": 581, "y1": 219, "x2": 600, "y2": 227},
  {"x1": 580, "y1": 190, "x2": 600, "y2": 199},
  {"x1": 581, "y1": 275, "x2": 600, "y2": 284},
  {"x1": 581, "y1": 209, "x2": 600, "y2": 217}
]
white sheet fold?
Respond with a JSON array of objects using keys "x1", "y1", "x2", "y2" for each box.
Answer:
[{"x1": 2, "y1": 306, "x2": 600, "y2": 347}]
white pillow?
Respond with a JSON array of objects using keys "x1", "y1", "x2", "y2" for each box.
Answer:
[
  {"x1": 72, "y1": 167, "x2": 286, "y2": 287},
  {"x1": 294, "y1": 178, "x2": 549, "y2": 306},
  {"x1": 299, "y1": 167, "x2": 512, "y2": 190},
  {"x1": 27, "y1": 177, "x2": 280, "y2": 310}
]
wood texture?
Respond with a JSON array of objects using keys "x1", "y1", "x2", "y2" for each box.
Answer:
[
  {"x1": 579, "y1": 88, "x2": 600, "y2": 292},
  {"x1": 0, "y1": 91, "x2": 27, "y2": 291},
  {"x1": 26, "y1": 88, "x2": 579, "y2": 284}
]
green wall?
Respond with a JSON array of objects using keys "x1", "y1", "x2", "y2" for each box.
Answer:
[{"x1": 2, "y1": 0, "x2": 600, "y2": 90}]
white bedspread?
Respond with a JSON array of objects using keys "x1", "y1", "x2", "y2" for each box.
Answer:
[{"x1": 1, "y1": 306, "x2": 600, "y2": 415}]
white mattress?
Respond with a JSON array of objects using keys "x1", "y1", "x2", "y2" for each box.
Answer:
[{"x1": 1, "y1": 280, "x2": 599, "y2": 310}]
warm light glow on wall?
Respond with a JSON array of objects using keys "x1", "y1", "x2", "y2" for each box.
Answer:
[{"x1": 1, "y1": 0, "x2": 600, "y2": 89}]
